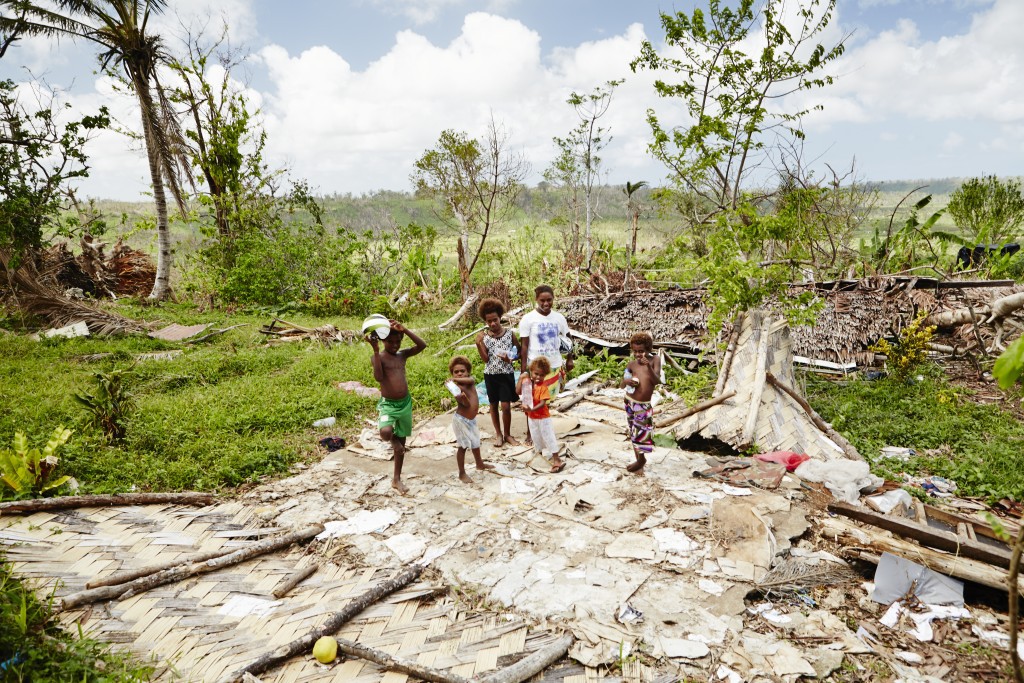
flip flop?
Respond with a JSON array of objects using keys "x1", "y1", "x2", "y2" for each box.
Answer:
[{"x1": 550, "y1": 461, "x2": 566, "y2": 473}]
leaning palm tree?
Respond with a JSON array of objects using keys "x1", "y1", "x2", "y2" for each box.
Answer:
[{"x1": 0, "y1": 0, "x2": 189, "y2": 300}]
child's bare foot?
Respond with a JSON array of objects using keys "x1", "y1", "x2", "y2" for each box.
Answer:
[
  {"x1": 504, "y1": 435, "x2": 520, "y2": 446},
  {"x1": 626, "y1": 456, "x2": 646, "y2": 473},
  {"x1": 459, "y1": 472, "x2": 474, "y2": 484},
  {"x1": 475, "y1": 461, "x2": 495, "y2": 472},
  {"x1": 392, "y1": 478, "x2": 409, "y2": 494},
  {"x1": 492, "y1": 436, "x2": 506, "y2": 448}
]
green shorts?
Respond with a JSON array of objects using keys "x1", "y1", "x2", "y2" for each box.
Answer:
[{"x1": 377, "y1": 394, "x2": 413, "y2": 438}]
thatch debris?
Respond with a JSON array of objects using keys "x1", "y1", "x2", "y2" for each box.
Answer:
[
  {"x1": 554, "y1": 276, "x2": 1024, "y2": 365},
  {"x1": 673, "y1": 310, "x2": 859, "y2": 461}
]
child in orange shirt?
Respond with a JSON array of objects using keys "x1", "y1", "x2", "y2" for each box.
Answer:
[{"x1": 516, "y1": 357, "x2": 564, "y2": 473}]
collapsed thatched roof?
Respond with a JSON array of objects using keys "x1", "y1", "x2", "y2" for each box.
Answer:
[{"x1": 556, "y1": 277, "x2": 1024, "y2": 364}]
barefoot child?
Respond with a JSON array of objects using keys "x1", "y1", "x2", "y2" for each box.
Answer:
[
  {"x1": 475, "y1": 298, "x2": 521, "y2": 448},
  {"x1": 448, "y1": 356, "x2": 494, "y2": 483},
  {"x1": 622, "y1": 332, "x2": 662, "y2": 473},
  {"x1": 517, "y1": 357, "x2": 564, "y2": 473},
  {"x1": 366, "y1": 320, "x2": 427, "y2": 494}
]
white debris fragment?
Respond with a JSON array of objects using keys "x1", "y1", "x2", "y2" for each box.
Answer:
[
  {"x1": 879, "y1": 601, "x2": 971, "y2": 641},
  {"x1": 698, "y1": 579, "x2": 725, "y2": 596},
  {"x1": 716, "y1": 664, "x2": 743, "y2": 683},
  {"x1": 384, "y1": 532, "x2": 427, "y2": 563},
  {"x1": 896, "y1": 651, "x2": 924, "y2": 664},
  {"x1": 316, "y1": 509, "x2": 401, "y2": 538},
  {"x1": 658, "y1": 636, "x2": 710, "y2": 659},
  {"x1": 218, "y1": 595, "x2": 280, "y2": 618},
  {"x1": 653, "y1": 527, "x2": 699, "y2": 555},
  {"x1": 721, "y1": 484, "x2": 752, "y2": 496}
]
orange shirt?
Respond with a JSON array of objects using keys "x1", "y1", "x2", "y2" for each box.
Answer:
[{"x1": 526, "y1": 382, "x2": 551, "y2": 420}]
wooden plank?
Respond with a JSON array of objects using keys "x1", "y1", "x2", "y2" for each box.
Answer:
[
  {"x1": 820, "y1": 516, "x2": 1023, "y2": 595},
  {"x1": 828, "y1": 501, "x2": 1013, "y2": 568}
]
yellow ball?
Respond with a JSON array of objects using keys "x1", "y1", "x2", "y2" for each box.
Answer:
[{"x1": 313, "y1": 636, "x2": 338, "y2": 664}]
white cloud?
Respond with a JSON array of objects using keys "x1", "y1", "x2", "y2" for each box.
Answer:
[
  {"x1": 250, "y1": 13, "x2": 663, "y2": 194},
  {"x1": 153, "y1": 0, "x2": 259, "y2": 44},
  {"x1": 802, "y1": 0, "x2": 1024, "y2": 126}
]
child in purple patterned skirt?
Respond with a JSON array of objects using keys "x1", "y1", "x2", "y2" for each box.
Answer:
[{"x1": 621, "y1": 332, "x2": 662, "y2": 473}]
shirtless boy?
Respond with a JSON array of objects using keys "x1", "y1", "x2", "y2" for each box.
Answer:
[
  {"x1": 621, "y1": 332, "x2": 662, "y2": 473},
  {"x1": 448, "y1": 356, "x2": 494, "y2": 483},
  {"x1": 367, "y1": 320, "x2": 427, "y2": 494}
]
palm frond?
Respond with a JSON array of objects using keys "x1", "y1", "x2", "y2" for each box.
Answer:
[
  {"x1": 1, "y1": 248, "x2": 147, "y2": 336},
  {"x1": 755, "y1": 557, "x2": 857, "y2": 593}
]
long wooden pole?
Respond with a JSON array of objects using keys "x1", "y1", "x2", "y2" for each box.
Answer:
[
  {"x1": 765, "y1": 373, "x2": 861, "y2": 460},
  {"x1": 60, "y1": 524, "x2": 323, "y2": 611},
  {"x1": 0, "y1": 492, "x2": 215, "y2": 514},
  {"x1": 221, "y1": 564, "x2": 423, "y2": 683},
  {"x1": 657, "y1": 391, "x2": 737, "y2": 430},
  {"x1": 713, "y1": 312, "x2": 744, "y2": 396},
  {"x1": 86, "y1": 546, "x2": 237, "y2": 589}
]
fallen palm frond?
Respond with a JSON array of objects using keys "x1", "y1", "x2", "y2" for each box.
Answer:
[
  {"x1": 755, "y1": 557, "x2": 857, "y2": 594},
  {"x1": 1, "y1": 249, "x2": 147, "y2": 336}
]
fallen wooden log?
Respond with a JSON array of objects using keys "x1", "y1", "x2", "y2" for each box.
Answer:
[
  {"x1": 820, "y1": 516, "x2": 1024, "y2": 596},
  {"x1": 222, "y1": 564, "x2": 423, "y2": 683},
  {"x1": 60, "y1": 524, "x2": 323, "y2": 611},
  {"x1": 658, "y1": 391, "x2": 737, "y2": 430},
  {"x1": 765, "y1": 373, "x2": 861, "y2": 460},
  {"x1": 584, "y1": 395, "x2": 626, "y2": 412},
  {"x1": 0, "y1": 492, "x2": 216, "y2": 514},
  {"x1": 828, "y1": 501, "x2": 1011, "y2": 568},
  {"x1": 272, "y1": 563, "x2": 318, "y2": 599},
  {"x1": 335, "y1": 637, "x2": 470, "y2": 683},
  {"x1": 434, "y1": 325, "x2": 485, "y2": 357},
  {"x1": 987, "y1": 290, "x2": 1024, "y2": 323},
  {"x1": 86, "y1": 546, "x2": 237, "y2": 589},
  {"x1": 476, "y1": 633, "x2": 573, "y2": 683},
  {"x1": 553, "y1": 383, "x2": 605, "y2": 412},
  {"x1": 439, "y1": 294, "x2": 480, "y2": 330}
]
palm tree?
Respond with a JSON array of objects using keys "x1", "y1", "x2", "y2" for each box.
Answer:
[
  {"x1": 623, "y1": 180, "x2": 647, "y2": 291},
  {"x1": 1, "y1": 0, "x2": 188, "y2": 300}
]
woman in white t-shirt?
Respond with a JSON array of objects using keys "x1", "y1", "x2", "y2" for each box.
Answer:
[{"x1": 518, "y1": 284, "x2": 573, "y2": 400}]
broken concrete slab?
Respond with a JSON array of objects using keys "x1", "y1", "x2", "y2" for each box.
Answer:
[{"x1": 606, "y1": 532, "x2": 656, "y2": 560}]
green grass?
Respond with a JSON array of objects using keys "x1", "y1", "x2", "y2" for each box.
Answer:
[
  {"x1": 0, "y1": 304, "x2": 466, "y2": 495},
  {"x1": 807, "y1": 366, "x2": 1024, "y2": 500},
  {"x1": 0, "y1": 556, "x2": 153, "y2": 682}
]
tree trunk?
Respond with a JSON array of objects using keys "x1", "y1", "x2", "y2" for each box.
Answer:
[
  {"x1": 456, "y1": 229, "x2": 472, "y2": 301},
  {"x1": 0, "y1": 492, "x2": 216, "y2": 514},
  {"x1": 135, "y1": 81, "x2": 172, "y2": 301}
]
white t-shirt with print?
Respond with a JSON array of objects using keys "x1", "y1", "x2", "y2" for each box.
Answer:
[{"x1": 519, "y1": 309, "x2": 568, "y2": 370}]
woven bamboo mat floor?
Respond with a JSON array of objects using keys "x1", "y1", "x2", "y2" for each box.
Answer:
[{"x1": 0, "y1": 501, "x2": 575, "y2": 682}]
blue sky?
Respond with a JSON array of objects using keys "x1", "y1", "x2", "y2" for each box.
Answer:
[{"x1": 1, "y1": 0, "x2": 1020, "y2": 200}]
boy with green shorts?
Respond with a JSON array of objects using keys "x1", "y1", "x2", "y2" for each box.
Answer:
[{"x1": 366, "y1": 320, "x2": 427, "y2": 494}]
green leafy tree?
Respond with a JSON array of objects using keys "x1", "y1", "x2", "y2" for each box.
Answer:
[
  {"x1": 946, "y1": 175, "x2": 1024, "y2": 246},
  {"x1": 412, "y1": 118, "x2": 528, "y2": 300},
  {"x1": 630, "y1": 0, "x2": 846, "y2": 331},
  {"x1": 630, "y1": 0, "x2": 845, "y2": 216},
  {"x1": 0, "y1": 78, "x2": 108, "y2": 266},
  {"x1": 2, "y1": 0, "x2": 190, "y2": 301}
]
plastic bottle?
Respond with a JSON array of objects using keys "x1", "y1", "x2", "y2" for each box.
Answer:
[
  {"x1": 624, "y1": 368, "x2": 635, "y2": 395},
  {"x1": 520, "y1": 377, "x2": 534, "y2": 410},
  {"x1": 313, "y1": 416, "x2": 336, "y2": 428}
]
